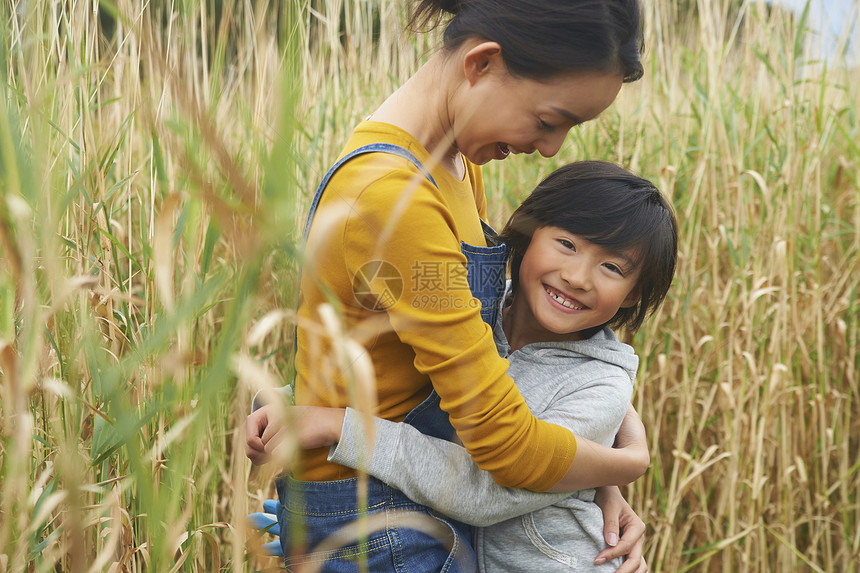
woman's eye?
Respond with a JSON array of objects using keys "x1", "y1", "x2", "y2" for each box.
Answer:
[{"x1": 538, "y1": 119, "x2": 554, "y2": 131}]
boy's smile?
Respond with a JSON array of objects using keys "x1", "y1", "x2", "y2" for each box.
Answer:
[
  {"x1": 504, "y1": 226, "x2": 642, "y2": 350},
  {"x1": 544, "y1": 285, "x2": 586, "y2": 310}
]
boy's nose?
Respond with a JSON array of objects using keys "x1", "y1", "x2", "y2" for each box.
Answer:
[{"x1": 560, "y1": 261, "x2": 591, "y2": 291}]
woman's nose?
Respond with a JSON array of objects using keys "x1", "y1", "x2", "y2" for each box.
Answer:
[{"x1": 536, "y1": 131, "x2": 568, "y2": 158}]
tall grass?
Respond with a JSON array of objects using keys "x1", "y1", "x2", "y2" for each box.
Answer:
[
  {"x1": 628, "y1": 2, "x2": 860, "y2": 571},
  {"x1": 1, "y1": 0, "x2": 302, "y2": 570},
  {"x1": 0, "y1": 0, "x2": 857, "y2": 571}
]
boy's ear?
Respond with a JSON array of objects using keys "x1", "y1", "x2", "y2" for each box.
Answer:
[
  {"x1": 463, "y1": 41, "x2": 504, "y2": 86},
  {"x1": 621, "y1": 288, "x2": 641, "y2": 309}
]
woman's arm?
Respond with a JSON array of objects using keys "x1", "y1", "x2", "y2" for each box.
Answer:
[
  {"x1": 546, "y1": 404, "x2": 649, "y2": 493},
  {"x1": 336, "y1": 165, "x2": 645, "y2": 490}
]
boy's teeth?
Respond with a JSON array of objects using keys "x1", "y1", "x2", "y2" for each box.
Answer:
[{"x1": 547, "y1": 289, "x2": 583, "y2": 310}]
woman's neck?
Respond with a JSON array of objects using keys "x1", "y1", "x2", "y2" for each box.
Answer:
[{"x1": 370, "y1": 52, "x2": 464, "y2": 179}]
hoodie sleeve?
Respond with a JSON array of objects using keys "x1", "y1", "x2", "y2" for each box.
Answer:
[{"x1": 328, "y1": 371, "x2": 632, "y2": 526}]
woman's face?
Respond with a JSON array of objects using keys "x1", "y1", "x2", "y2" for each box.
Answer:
[{"x1": 454, "y1": 68, "x2": 623, "y2": 165}]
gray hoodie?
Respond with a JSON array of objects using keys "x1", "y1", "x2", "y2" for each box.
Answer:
[{"x1": 328, "y1": 295, "x2": 638, "y2": 571}]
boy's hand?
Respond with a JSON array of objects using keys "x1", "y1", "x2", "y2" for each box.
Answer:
[
  {"x1": 245, "y1": 405, "x2": 283, "y2": 465},
  {"x1": 244, "y1": 405, "x2": 347, "y2": 466}
]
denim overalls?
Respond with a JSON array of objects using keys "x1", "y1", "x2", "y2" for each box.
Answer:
[{"x1": 277, "y1": 144, "x2": 507, "y2": 572}]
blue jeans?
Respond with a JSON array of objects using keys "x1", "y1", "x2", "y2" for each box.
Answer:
[{"x1": 278, "y1": 476, "x2": 475, "y2": 572}]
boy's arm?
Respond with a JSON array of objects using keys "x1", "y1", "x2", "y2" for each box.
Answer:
[
  {"x1": 329, "y1": 375, "x2": 632, "y2": 527},
  {"x1": 330, "y1": 409, "x2": 565, "y2": 526}
]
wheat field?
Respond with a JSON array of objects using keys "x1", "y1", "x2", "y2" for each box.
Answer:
[{"x1": 0, "y1": 0, "x2": 857, "y2": 571}]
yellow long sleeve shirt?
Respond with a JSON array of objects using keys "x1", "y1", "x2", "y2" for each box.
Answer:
[{"x1": 294, "y1": 121, "x2": 576, "y2": 491}]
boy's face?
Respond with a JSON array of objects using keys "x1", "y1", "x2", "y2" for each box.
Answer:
[{"x1": 512, "y1": 226, "x2": 641, "y2": 343}]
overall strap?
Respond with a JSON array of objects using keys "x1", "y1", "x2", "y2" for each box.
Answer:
[
  {"x1": 303, "y1": 143, "x2": 438, "y2": 240},
  {"x1": 288, "y1": 144, "x2": 439, "y2": 395}
]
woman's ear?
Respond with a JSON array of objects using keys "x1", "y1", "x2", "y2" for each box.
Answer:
[{"x1": 463, "y1": 41, "x2": 504, "y2": 86}]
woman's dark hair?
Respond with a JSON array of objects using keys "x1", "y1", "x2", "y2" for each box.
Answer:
[
  {"x1": 498, "y1": 161, "x2": 677, "y2": 333},
  {"x1": 409, "y1": 0, "x2": 644, "y2": 82}
]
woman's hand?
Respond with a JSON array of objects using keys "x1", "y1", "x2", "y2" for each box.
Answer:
[
  {"x1": 594, "y1": 485, "x2": 648, "y2": 573},
  {"x1": 245, "y1": 405, "x2": 346, "y2": 466}
]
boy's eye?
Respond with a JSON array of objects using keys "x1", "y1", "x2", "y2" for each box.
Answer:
[{"x1": 558, "y1": 239, "x2": 575, "y2": 251}]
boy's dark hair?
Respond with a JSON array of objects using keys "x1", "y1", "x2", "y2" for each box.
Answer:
[
  {"x1": 498, "y1": 161, "x2": 677, "y2": 333},
  {"x1": 409, "y1": 0, "x2": 644, "y2": 83}
]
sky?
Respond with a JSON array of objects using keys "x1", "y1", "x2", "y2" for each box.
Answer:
[{"x1": 768, "y1": 0, "x2": 858, "y2": 63}]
